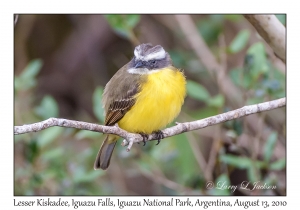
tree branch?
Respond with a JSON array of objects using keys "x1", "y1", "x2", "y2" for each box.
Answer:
[
  {"x1": 175, "y1": 15, "x2": 243, "y2": 108},
  {"x1": 175, "y1": 15, "x2": 285, "y2": 150},
  {"x1": 244, "y1": 15, "x2": 286, "y2": 63},
  {"x1": 14, "y1": 98, "x2": 286, "y2": 151}
]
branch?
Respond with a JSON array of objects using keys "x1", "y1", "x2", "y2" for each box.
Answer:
[
  {"x1": 175, "y1": 15, "x2": 243, "y2": 107},
  {"x1": 14, "y1": 98, "x2": 286, "y2": 151},
  {"x1": 244, "y1": 15, "x2": 286, "y2": 63},
  {"x1": 175, "y1": 15, "x2": 285, "y2": 148}
]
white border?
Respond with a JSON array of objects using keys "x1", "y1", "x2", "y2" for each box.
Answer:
[{"x1": 2, "y1": 0, "x2": 297, "y2": 209}]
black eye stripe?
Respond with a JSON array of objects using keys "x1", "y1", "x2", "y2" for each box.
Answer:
[{"x1": 130, "y1": 55, "x2": 169, "y2": 70}]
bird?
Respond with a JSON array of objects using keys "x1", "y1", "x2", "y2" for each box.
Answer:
[{"x1": 94, "y1": 43, "x2": 186, "y2": 170}]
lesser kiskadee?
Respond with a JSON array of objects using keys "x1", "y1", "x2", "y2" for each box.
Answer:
[{"x1": 94, "y1": 43, "x2": 186, "y2": 170}]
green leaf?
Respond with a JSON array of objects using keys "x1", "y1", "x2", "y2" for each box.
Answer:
[
  {"x1": 34, "y1": 95, "x2": 59, "y2": 119},
  {"x1": 232, "y1": 120, "x2": 243, "y2": 136},
  {"x1": 104, "y1": 15, "x2": 140, "y2": 40},
  {"x1": 246, "y1": 42, "x2": 269, "y2": 79},
  {"x1": 15, "y1": 59, "x2": 43, "y2": 91},
  {"x1": 207, "y1": 94, "x2": 224, "y2": 107},
  {"x1": 197, "y1": 18, "x2": 223, "y2": 45},
  {"x1": 186, "y1": 80, "x2": 210, "y2": 102},
  {"x1": 247, "y1": 163, "x2": 261, "y2": 183},
  {"x1": 93, "y1": 86, "x2": 105, "y2": 123},
  {"x1": 229, "y1": 67, "x2": 252, "y2": 89},
  {"x1": 270, "y1": 158, "x2": 286, "y2": 170},
  {"x1": 21, "y1": 59, "x2": 43, "y2": 80},
  {"x1": 220, "y1": 154, "x2": 249, "y2": 169},
  {"x1": 263, "y1": 132, "x2": 278, "y2": 162},
  {"x1": 229, "y1": 30, "x2": 250, "y2": 54},
  {"x1": 173, "y1": 134, "x2": 199, "y2": 183},
  {"x1": 126, "y1": 15, "x2": 140, "y2": 28},
  {"x1": 220, "y1": 154, "x2": 265, "y2": 169},
  {"x1": 37, "y1": 127, "x2": 64, "y2": 148}
]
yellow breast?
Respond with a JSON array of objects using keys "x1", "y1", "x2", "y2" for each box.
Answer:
[{"x1": 118, "y1": 67, "x2": 186, "y2": 134}]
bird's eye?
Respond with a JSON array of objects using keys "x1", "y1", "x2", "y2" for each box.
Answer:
[{"x1": 151, "y1": 60, "x2": 157, "y2": 64}]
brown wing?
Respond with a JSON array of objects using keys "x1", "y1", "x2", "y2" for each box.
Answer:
[{"x1": 104, "y1": 85, "x2": 138, "y2": 126}]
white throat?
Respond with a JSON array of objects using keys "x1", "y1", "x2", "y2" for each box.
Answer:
[{"x1": 127, "y1": 68, "x2": 162, "y2": 75}]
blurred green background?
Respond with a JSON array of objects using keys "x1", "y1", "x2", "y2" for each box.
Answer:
[{"x1": 14, "y1": 14, "x2": 286, "y2": 196}]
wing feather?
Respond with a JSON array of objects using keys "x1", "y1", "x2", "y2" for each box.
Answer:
[{"x1": 104, "y1": 85, "x2": 138, "y2": 126}]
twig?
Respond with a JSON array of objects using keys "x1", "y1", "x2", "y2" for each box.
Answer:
[
  {"x1": 205, "y1": 125, "x2": 221, "y2": 181},
  {"x1": 186, "y1": 131, "x2": 210, "y2": 180},
  {"x1": 175, "y1": 14, "x2": 284, "y2": 152},
  {"x1": 175, "y1": 15, "x2": 242, "y2": 108},
  {"x1": 175, "y1": 15, "x2": 220, "y2": 74},
  {"x1": 137, "y1": 162, "x2": 193, "y2": 194},
  {"x1": 243, "y1": 15, "x2": 286, "y2": 63},
  {"x1": 203, "y1": 35, "x2": 226, "y2": 180},
  {"x1": 14, "y1": 98, "x2": 286, "y2": 152}
]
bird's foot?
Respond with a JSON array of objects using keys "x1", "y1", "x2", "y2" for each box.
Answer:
[
  {"x1": 153, "y1": 130, "x2": 165, "y2": 145},
  {"x1": 139, "y1": 132, "x2": 149, "y2": 146}
]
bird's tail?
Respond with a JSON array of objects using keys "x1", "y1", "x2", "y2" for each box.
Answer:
[{"x1": 94, "y1": 134, "x2": 118, "y2": 170}]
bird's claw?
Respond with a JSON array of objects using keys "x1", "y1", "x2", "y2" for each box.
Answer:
[
  {"x1": 154, "y1": 130, "x2": 164, "y2": 145},
  {"x1": 139, "y1": 133, "x2": 149, "y2": 146}
]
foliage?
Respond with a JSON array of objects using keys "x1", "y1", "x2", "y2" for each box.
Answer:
[
  {"x1": 14, "y1": 60, "x2": 106, "y2": 195},
  {"x1": 228, "y1": 29, "x2": 250, "y2": 54},
  {"x1": 15, "y1": 59, "x2": 43, "y2": 91},
  {"x1": 104, "y1": 15, "x2": 140, "y2": 43}
]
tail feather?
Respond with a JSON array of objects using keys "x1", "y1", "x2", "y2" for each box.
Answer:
[{"x1": 94, "y1": 135, "x2": 118, "y2": 170}]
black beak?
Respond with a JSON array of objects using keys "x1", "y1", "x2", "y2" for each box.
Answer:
[{"x1": 135, "y1": 61, "x2": 144, "y2": 68}]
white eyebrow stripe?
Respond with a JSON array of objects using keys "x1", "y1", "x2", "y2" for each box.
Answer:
[
  {"x1": 143, "y1": 49, "x2": 166, "y2": 61},
  {"x1": 134, "y1": 46, "x2": 166, "y2": 61},
  {"x1": 134, "y1": 46, "x2": 142, "y2": 59}
]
